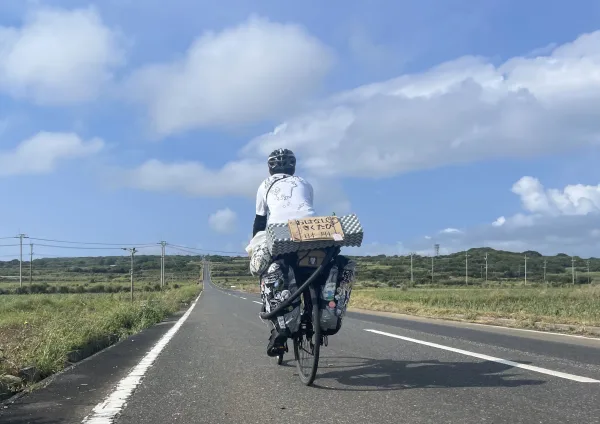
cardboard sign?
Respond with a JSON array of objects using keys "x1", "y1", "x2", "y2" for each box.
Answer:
[{"x1": 288, "y1": 216, "x2": 345, "y2": 242}]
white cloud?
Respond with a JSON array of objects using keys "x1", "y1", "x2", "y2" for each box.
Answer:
[
  {"x1": 403, "y1": 177, "x2": 600, "y2": 256},
  {"x1": 0, "y1": 6, "x2": 125, "y2": 105},
  {"x1": 492, "y1": 216, "x2": 506, "y2": 227},
  {"x1": 351, "y1": 176, "x2": 600, "y2": 256},
  {"x1": 127, "y1": 14, "x2": 334, "y2": 136},
  {"x1": 119, "y1": 158, "x2": 351, "y2": 215},
  {"x1": 0, "y1": 132, "x2": 104, "y2": 176},
  {"x1": 243, "y1": 30, "x2": 600, "y2": 178},
  {"x1": 209, "y1": 208, "x2": 237, "y2": 234},
  {"x1": 441, "y1": 228, "x2": 461, "y2": 234},
  {"x1": 512, "y1": 176, "x2": 600, "y2": 216},
  {"x1": 120, "y1": 28, "x2": 600, "y2": 239},
  {"x1": 119, "y1": 159, "x2": 264, "y2": 197}
]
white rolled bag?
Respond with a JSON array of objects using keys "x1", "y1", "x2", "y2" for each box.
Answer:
[{"x1": 245, "y1": 231, "x2": 272, "y2": 276}]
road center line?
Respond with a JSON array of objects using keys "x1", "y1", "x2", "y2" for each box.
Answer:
[
  {"x1": 365, "y1": 329, "x2": 600, "y2": 383},
  {"x1": 82, "y1": 292, "x2": 203, "y2": 423}
]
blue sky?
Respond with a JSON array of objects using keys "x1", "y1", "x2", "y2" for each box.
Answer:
[{"x1": 1, "y1": 0, "x2": 600, "y2": 259}]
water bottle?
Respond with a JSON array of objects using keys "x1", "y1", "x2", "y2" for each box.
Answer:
[{"x1": 322, "y1": 266, "x2": 338, "y2": 301}]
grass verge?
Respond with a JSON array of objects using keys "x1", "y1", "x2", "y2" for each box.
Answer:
[
  {"x1": 0, "y1": 284, "x2": 201, "y2": 399},
  {"x1": 349, "y1": 286, "x2": 600, "y2": 331},
  {"x1": 212, "y1": 278, "x2": 260, "y2": 294}
]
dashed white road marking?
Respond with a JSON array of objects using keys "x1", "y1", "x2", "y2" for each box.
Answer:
[
  {"x1": 253, "y1": 301, "x2": 262, "y2": 305},
  {"x1": 240, "y1": 297, "x2": 247, "y2": 300},
  {"x1": 82, "y1": 292, "x2": 203, "y2": 423},
  {"x1": 366, "y1": 329, "x2": 600, "y2": 383}
]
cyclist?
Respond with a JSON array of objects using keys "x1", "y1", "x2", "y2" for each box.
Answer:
[
  {"x1": 253, "y1": 148, "x2": 316, "y2": 356},
  {"x1": 252, "y1": 148, "x2": 315, "y2": 237}
]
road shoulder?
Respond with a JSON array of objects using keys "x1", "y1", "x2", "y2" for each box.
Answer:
[{"x1": 0, "y1": 308, "x2": 192, "y2": 424}]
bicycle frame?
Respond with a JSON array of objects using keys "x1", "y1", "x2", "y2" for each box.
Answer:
[{"x1": 258, "y1": 246, "x2": 339, "y2": 321}]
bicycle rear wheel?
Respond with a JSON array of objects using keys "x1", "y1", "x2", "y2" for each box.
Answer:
[{"x1": 293, "y1": 285, "x2": 321, "y2": 386}]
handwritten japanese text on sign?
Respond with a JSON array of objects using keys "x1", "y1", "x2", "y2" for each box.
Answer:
[{"x1": 288, "y1": 216, "x2": 345, "y2": 242}]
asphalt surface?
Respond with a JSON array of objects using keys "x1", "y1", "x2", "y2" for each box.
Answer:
[{"x1": 2, "y1": 262, "x2": 600, "y2": 423}]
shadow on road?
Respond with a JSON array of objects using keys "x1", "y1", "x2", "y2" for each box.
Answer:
[
  {"x1": 0, "y1": 413, "x2": 63, "y2": 424},
  {"x1": 311, "y1": 356, "x2": 546, "y2": 391}
]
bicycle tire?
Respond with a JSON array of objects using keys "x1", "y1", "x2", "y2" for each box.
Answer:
[{"x1": 293, "y1": 284, "x2": 321, "y2": 386}]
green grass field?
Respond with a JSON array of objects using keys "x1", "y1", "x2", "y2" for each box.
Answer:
[
  {"x1": 0, "y1": 283, "x2": 201, "y2": 397},
  {"x1": 208, "y1": 258, "x2": 600, "y2": 332},
  {"x1": 349, "y1": 286, "x2": 600, "y2": 328}
]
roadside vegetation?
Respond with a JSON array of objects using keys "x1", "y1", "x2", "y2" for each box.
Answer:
[
  {"x1": 350, "y1": 286, "x2": 600, "y2": 328},
  {"x1": 0, "y1": 283, "x2": 200, "y2": 399},
  {"x1": 1, "y1": 246, "x2": 599, "y2": 399},
  {"x1": 208, "y1": 249, "x2": 600, "y2": 333},
  {"x1": 0, "y1": 252, "x2": 204, "y2": 400}
]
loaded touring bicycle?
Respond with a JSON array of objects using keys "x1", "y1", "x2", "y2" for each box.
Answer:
[{"x1": 258, "y1": 214, "x2": 364, "y2": 385}]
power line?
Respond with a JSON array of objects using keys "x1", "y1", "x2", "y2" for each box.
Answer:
[
  {"x1": 168, "y1": 243, "x2": 245, "y2": 255},
  {"x1": 34, "y1": 243, "x2": 148, "y2": 251},
  {"x1": 0, "y1": 244, "x2": 21, "y2": 247},
  {"x1": 168, "y1": 246, "x2": 204, "y2": 256},
  {"x1": 28, "y1": 237, "x2": 155, "y2": 246}
]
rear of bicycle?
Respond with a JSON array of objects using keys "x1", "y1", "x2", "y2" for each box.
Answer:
[{"x1": 258, "y1": 214, "x2": 363, "y2": 385}]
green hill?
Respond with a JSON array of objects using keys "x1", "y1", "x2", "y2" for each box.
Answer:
[
  {"x1": 353, "y1": 247, "x2": 599, "y2": 286},
  {"x1": 0, "y1": 248, "x2": 597, "y2": 290}
]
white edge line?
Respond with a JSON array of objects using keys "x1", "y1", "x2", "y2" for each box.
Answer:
[
  {"x1": 365, "y1": 329, "x2": 600, "y2": 384},
  {"x1": 460, "y1": 320, "x2": 600, "y2": 341},
  {"x1": 82, "y1": 291, "x2": 203, "y2": 423}
]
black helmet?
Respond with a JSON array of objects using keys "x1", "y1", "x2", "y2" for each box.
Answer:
[{"x1": 267, "y1": 148, "x2": 296, "y2": 175}]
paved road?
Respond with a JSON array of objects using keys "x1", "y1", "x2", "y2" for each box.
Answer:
[{"x1": 2, "y1": 262, "x2": 600, "y2": 423}]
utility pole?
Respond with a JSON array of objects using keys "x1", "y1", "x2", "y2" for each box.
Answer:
[
  {"x1": 484, "y1": 252, "x2": 488, "y2": 283},
  {"x1": 587, "y1": 260, "x2": 591, "y2": 285},
  {"x1": 465, "y1": 251, "x2": 469, "y2": 285},
  {"x1": 410, "y1": 253, "x2": 414, "y2": 284},
  {"x1": 543, "y1": 260, "x2": 547, "y2": 286},
  {"x1": 123, "y1": 247, "x2": 137, "y2": 302},
  {"x1": 160, "y1": 241, "x2": 167, "y2": 288},
  {"x1": 524, "y1": 255, "x2": 527, "y2": 285},
  {"x1": 571, "y1": 257, "x2": 576, "y2": 285},
  {"x1": 29, "y1": 243, "x2": 33, "y2": 286},
  {"x1": 431, "y1": 256, "x2": 434, "y2": 285},
  {"x1": 16, "y1": 233, "x2": 29, "y2": 288}
]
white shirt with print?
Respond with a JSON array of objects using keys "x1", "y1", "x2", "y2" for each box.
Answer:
[{"x1": 255, "y1": 174, "x2": 316, "y2": 225}]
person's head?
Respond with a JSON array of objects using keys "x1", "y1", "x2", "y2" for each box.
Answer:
[{"x1": 267, "y1": 148, "x2": 296, "y2": 175}]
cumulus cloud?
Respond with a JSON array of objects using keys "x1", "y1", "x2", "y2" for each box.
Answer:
[
  {"x1": 0, "y1": 132, "x2": 104, "y2": 176},
  {"x1": 127, "y1": 15, "x2": 334, "y2": 136},
  {"x1": 244, "y1": 30, "x2": 600, "y2": 178},
  {"x1": 209, "y1": 208, "x2": 237, "y2": 234},
  {"x1": 120, "y1": 28, "x2": 600, "y2": 247},
  {"x1": 441, "y1": 228, "x2": 461, "y2": 234},
  {"x1": 0, "y1": 6, "x2": 125, "y2": 105},
  {"x1": 119, "y1": 159, "x2": 264, "y2": 197},
  {"x1": 397, "y1": 177, "x2": 600, "y2": 257},
  {"x1": 120, "y1": 159, "x2": 351, "y2": 214},
  {"x1": 512, "y1": 176, "x2": 600, "y2": 216}
]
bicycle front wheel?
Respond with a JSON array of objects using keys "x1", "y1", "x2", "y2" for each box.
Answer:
[{"x1": 293, "y1": 285, "x2": 321, "y2": 386}]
